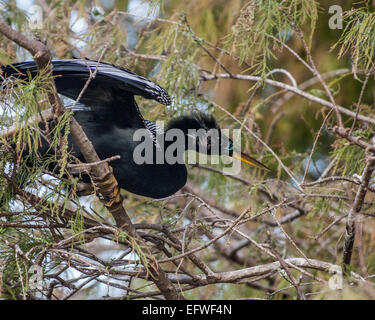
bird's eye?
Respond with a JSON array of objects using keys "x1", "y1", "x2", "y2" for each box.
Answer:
[{"x1": 226, "y1": 141, "x2": 233, "y2": 151}]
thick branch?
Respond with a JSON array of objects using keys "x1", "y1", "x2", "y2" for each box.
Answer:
[
  {"x1": 342, "y1": 153, "x2": 375, "y2": 276},
  {"x1": 112, "y1": 257, "x2": 365, "y2": 286}
]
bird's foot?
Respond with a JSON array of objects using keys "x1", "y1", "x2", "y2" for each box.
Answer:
[{"x1": 93, "y1": 166, "x2": 122, "y2": 208}]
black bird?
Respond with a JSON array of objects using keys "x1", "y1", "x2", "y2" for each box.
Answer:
[{"x1": 2, "y1": 59, "x2": 269, "y2": 198}]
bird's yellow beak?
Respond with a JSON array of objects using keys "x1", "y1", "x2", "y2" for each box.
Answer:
[{"x1": 233, "y1": 152, "x2": 271, "y2": 171}]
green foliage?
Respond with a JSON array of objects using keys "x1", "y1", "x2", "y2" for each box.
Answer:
[
  {"x1": 70, "y1": 208, "x2": 85, "y2": 244},
  {"x1": 144, "y1": 21, "x2": 201, "y2": 112},
  {"x1": 333, "y1": 5, "x2": 375, "y2": 72},
  {"x1": 227, "y1": 0, "x2": 319, "y2": 75},
  {"x1": 1, "y1": 0, "x2": 375, "y2": 301},
  {"x1": 331, "y1": 127, "x2": 372, "y2": 176}
]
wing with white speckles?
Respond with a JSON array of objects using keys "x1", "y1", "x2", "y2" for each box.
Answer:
[{"x1": 2, "y1": 59, "x2": 171, "y2": 106}]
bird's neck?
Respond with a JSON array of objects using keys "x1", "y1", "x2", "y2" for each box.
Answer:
[{"x1": 165, "y1": 120, "x2": 195, "y2": 152}]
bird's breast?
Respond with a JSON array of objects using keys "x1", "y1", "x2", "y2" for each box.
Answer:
[{"x1": 70, "y1": 122, "x2": 188, "y2": 198}]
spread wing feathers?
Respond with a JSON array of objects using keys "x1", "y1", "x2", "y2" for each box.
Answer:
[
  {"x1": 2, "y1": 59, "x2": 171, "y2": 106},
  {"x1": 144, "y1": 119, "x2": 164, "y2": 136},
  {"x1": 144, "y1": 119, "x2": 164, "y2": 149}
]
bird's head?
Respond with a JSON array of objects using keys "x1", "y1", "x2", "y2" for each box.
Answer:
[{"x1": 166, "y1": 112, "x2": 270, "y2": 171}]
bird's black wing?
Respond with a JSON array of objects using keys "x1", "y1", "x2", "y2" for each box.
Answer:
[
  {"x1": 2, "y1": 59, "x2": 171, "y2": 131},
  {"x1": 2, "y1": 59, "x2": 171, "y2": 106}
]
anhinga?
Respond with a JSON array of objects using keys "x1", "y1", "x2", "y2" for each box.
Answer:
[{"x1": 2, "y1": 59, "x2": 269, "y2": 198}]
